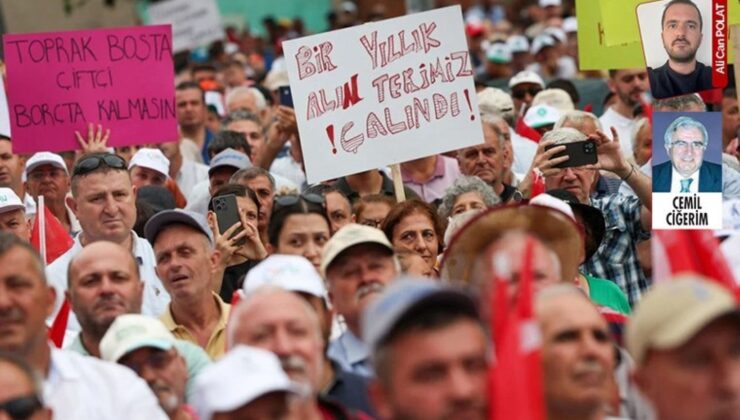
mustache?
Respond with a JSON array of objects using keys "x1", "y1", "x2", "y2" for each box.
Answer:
[
  {"x1": 0, "y1": 307, "x2": 24, "y2": 324},
  {"x1": 355, "y1": 282, "x2": 385, "y2": 300},
  {"x1": 573, "y1": 359, "x2": 606, "y2": 377},
  {"x1": 280, "y1": 354, "x2": 308, "y2": 375},
  {"x1": 93, "y1": 295, "x2": 126, "y2": 310}
]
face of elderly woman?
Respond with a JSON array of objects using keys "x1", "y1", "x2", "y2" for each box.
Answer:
[
  {"x1": 451, "y1": 192, "x2": 487, "y2": 217},
  {"x1": 391, "y1": 210, "x2": 439, "y2": 271}
]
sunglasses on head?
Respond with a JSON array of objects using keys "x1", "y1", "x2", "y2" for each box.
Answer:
[
  {"x1": 72, "y1": 154, "x2": 127, "y2": 177},
  {"x1": 0, "y1": 395, "x2": 43, "y2": 420},
  {"x1": 512, "y1": 86, "x2": 542, "y2": 100},
  {"x1": 273, "y1": 193, "x2": 325, "y2": 211}
]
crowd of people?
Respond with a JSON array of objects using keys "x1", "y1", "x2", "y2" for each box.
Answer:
[{"x1": 0, "y1": 0, "x2": 739, "y2": 419}]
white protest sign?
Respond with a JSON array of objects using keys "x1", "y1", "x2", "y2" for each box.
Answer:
[
  {"x1": 283, "y1": 6, "x2": 483, "y2": 184},
  {"x1": 148, "y1": 0, "x2": 224, "y2": 52},
  {"x1": 0, "y1": 81, "x2": 10, "y2": 137}
]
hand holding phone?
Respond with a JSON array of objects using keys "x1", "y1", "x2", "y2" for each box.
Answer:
[
  {"x1": 544, "y1": 140, "x2": 598, "y2": 169},
  {"x1": 212, "y1": 194, "x2": 246, "y2": 246},
  {"x1": 278, "y1": 85, "x2": 293, "y2": 108}
]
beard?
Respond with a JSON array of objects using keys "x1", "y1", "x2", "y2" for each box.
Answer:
[{"x1": 664, "y1": 39, "x2": 699, "y2": 63}]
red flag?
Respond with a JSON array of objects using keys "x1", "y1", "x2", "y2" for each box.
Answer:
[
  {"x1": 516, "y1": 116, "x2": 542, "y2": 143},
  {"x1": 30, "y1": 200, "x2": 74, "y2": 264},
  {"x1": 530, "y1": 168, "x2": 546, "y2": 198},
  {"x1": 48, "y1": 299, "x2": 70, "y2": 348},
  {"x1": 489, "y1": 237, "x2": 545, "y2": 420},
  {"x1": 653, "y1": 230, "x2": 738, "y2": 299}
]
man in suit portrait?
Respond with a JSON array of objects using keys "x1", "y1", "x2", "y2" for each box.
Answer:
[{"x1": 653, "y1": 115, "x2": 722, "y2": 193}]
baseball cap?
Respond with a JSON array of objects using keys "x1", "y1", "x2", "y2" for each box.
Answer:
[
  {"x1": 509, "y1": 70, "x2": 545, "y2": 89},
  {"x1": 524, "y1": 104, "x2": 561, "y2": 128},
  {"x1": 0, "y1": 188, "x2": 24, "y2": 214},
  {"x1": 137, "y1": 185, "x2": 177, "y2": 213},
  {"x1": 486, "y1": 42, "x2": 512, "y2": 64},
  {"x1": 128, "y1": 148, "x2": 170, "y2": 178},
  {"x1": 25, "y1": 152, "x2": 68, "y2": 177},
  {"x1": 530, "y1": 34, "x2": 556, "y2": 55},
  {"x1": 320, "y1": 223, "x2": 393, "y2": 278},
  {"x1": 563, "y1": 17, "x2": 578, "y2": 33},
  {"x1": 507, "y1": 35, "x2": 530, "y2": 54},
  {"x1": 191, "y1": 345, "x2": 301, "y2": 420},
  {"x1": 362, "y1": 278, "x2": 478, "y2": 352},
  {"x1": 532, "y1": 88, "x2": 575, "y2": 112},
  {"x1": 209, "y1": 148, "x2": 252, "y2": 177},
  {"x1": 244, "y1": 254, "x2": 328, "y2": 302},
  {"x1": 539, "y1": 0, "x2": 562, "y2": 7},
  {"x1": 477, "y1": 87, "x2": 514, "y2": 117},
  {"x1": 144, "y1": 209, "x2": 214, "y2": 245},
  {"x1": 99, "y1": 314, "x2": 176, "y2": 363},
  {"x1": 626, "y1": 276, "x2": 740, "y2": 365},
  {"x1": 543, "y1": 27, "x2": 567, "y2": 44}
]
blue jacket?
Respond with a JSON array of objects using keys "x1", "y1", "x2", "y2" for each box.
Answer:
[{"x1": 652, "y1": 160, "x2": 722, "y2": 193}]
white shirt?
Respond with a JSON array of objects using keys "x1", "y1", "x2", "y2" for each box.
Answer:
[
  {"x1": 510, "y1": 131, "x2": 537, "y2": 177},
  {"x1": 671, "y1": 168, "x2": 700, "y2": 193},
  {"x1": 46, "y1": 231, "x2": 170, "y2": 334},
  {"x1": 176, "y1": 159, "x2": 209, "y2": 202},
  {"x1": 270, "y1": 155, "x2": 306, "y2": 190},
  {"x1": 185, "y1": 180, "x2": 211, "y2": 217},
  {"x1": 599, "y1": 107, "x2": 637, "y2": 160},
  {"x1": 46, "y1": 347, "x2": 168, "y2": 419},
  {"x1": 24, "y1": 194, "x2": 82, "y2": 236}
]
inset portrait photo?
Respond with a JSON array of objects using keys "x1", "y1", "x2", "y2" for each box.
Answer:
[{"x1": 637, "y1": 0, "x2": 713, "y2": 99}]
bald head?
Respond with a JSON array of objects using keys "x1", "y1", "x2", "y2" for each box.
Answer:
[{"x1": 68, "y1": 241, "x2": 140, "y2": 288}]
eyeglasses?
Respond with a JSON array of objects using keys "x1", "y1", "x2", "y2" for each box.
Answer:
[
  {"x1": 670, "y1": 140, "x2": 706, "y2": 150},
  {"x1": 0, "y1": 395, "x2": 43, "y2": 420},
  {"x1": 511, "y1": 86, "x2": 542, "y2": 100},
  {"x1": 72, "y1": 154, "x2": 127, "y2": 177},
  {"x1": 273, "y1": 193, "x2": 325, "y2": 212},
  {"x1": 120, "y1": 349, "x2": 174, "y2": 376},
  {"x1": 28, "y1": 168, "x2": 67, "y2": 181},
  {"x1": 359, "y1": 218, "x2": 384, "y2": 228}
]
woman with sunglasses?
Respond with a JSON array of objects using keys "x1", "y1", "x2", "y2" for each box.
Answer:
[{"x1": 267, "y1": 193, "x2": 331, "y2": 272}]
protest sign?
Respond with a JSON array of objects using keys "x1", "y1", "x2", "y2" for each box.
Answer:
[
  {"x1": 148, "y1": 0, "x2": 225, "y2": 53},
  {"x1": 0, "y1": 82, "x2": 10, "y2": 137},
  {"x1": 283, "y1": 6, "x2": 483, "y2": 184},
  {"x1": 3, "y1": 25, "x2": 177, "y2": 154}
]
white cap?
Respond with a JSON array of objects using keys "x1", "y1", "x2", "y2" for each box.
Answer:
[
  {"x1": 128, "y1": 148, "x2": 170, "y2": 178},
  {"x1": 563, "y1": 17, "x2": 578, "y2": 33},
  {"x1": 99, "y1": 314, "x2": 177, "y2": 363},
  {"x1": 507, "y1": 35, "x2": 530, "y2": 53},
  {"x1": 477, "y1": 87, "x2": 514, "y2": 117},
  {"x1": 244, "y1": 255, "x2": 328, "y2": 303},
  {"x1": 509, "y1": 70, "x2": 545, "y2": 89},
  {"x1": 543, "y1": 27, "x2": 567, "y2": 44},
  {"x1": 24, "y1": 152, "x2": 68, "y2": 177},
  {"x1": 531, "y1": 34, "x2": 556, "y2": 55},
  {"x1": 320, "y1": 224, "x2": 394, "y2": 279},
  {"x1": 191, "y1": 345, "x2": 300, "y2": 420},
  {"x1": 485, "y1": 42, "x2": 512, "y2": 64},
  {"x1": 532, "y1": 88, "x2": 575, "y2": 112},
  {"x1": 524, "y1": 104, "x2": 562, "y2": 128},
  {"x1": 529, "y1": 193, "x2": 575, "y2": 220},
  {"x1": 539, "y1": 0, "x2": 562, "y2": 7},
  {"x1": 0, "y1": 187, "x2": 24, "y2": 214}
]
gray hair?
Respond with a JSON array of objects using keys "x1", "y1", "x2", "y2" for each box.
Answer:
[
  {"x1": 554, "y1": 110, "x2": 603, "y2": 132},
  {"x1": 540, "y1": 127, "x2": 588, "y2": 145},
  {"x1": 663, "y1": 116, "x2": 708, "y2": 148},
  {"x1": 225, "y1": 87, "x2": 267, "y2": 112},
  {"x1": 437, "y1": 176, "x2": 501, "y2": 220},
  {"x1": 230, "y1": 167, "x2": 276, "y2": 189},
  {"x1": 222, "y1": 109, "x2": 263, "y2": 129},
  {"x1": 630, "y1": 117, "x2": 650, "y2": 152},
  {"x1": 653, "y1": 93, "x2": 706, "y2": 112},
  {"x1": 480, "y1": 114, "x2": 506, "y2": 148}
]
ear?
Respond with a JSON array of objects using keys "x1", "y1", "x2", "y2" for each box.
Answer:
[
  {"x1": 46, "y1": 286, "x2": 57, "y2": 319},
  {"x1": 66, "y1": 195, "x2": 78, "y2": 217},
  {"x1": 368, "y1": 379, "x2": 394, "y2": 420},
  {"x1": 606, "y1": 77, "x2": 617, "y2": 94}
]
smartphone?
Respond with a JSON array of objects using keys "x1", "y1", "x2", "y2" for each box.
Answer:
[
  {"x1": 278, "y1": 85, "x2": 294, "y2": 108},
  {"x1": 544, "y1": 140, "x2": 598, "y2": 168},
  {"x1": 212, "y1": 194, "x2": 245, "y2": 246}
]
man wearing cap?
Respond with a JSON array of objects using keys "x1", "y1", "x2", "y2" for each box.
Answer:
[
  {"x1": 599, "y1": 69, "x2": 650, "y2": 159},
  {"x1": 321, "y1": 224, "x2": 400, "y2": 377},
  {"x1": 457, "y1": 114, "x2": 519, "y2": 202},
  {"x1": 46, "y1": 152, "x2": 170, "y2": 334},
  {"x1": 648, "y1": 0, "x2": 712, "y2": 100},
  {"x1": 242, "y1": 255, "x2": 376, "y2": 415},
  {"x1": 527, "y1": 33, "x2": 577, "y2": 80},
  {"x1": 129, "y1": 148, "x2": 171, "y2": 189},
  {"x1": 24, "y1": 151, "x2": 80, "y2": 235},
  {"x1": 507, "y1": 35, "x2": 533, "y2": 73},
  {"x1": 0, "y1": 232, "x2": 168, "y2": 419},
  {"x1": 191, "y1": 345, "x2": 297, "y2": 420},
  {"x1": 0, "y1": 135, "x2": 34, "y2": 215},
  {"x1": 0, "y1": 187, "x2": 30, "y2": 242},
  {"x1": 185, "y1": 147, "x2": 252, "y2": 216},
  {"x1": 627, "y1": 277, "x2": 740, "y2": 420},
  {"x1": 101, "y1": 314, "x2": 207, "y2": 420},
  {"x1": 535, "y1": 284, "x2": 617, "y2": 420},
  {"x1": 509, "y1": 70, "x2": 545, "y2": 117},
  {"x1": 477, "y1": 41, "x2": 513, "y2": 84},
  {"x1": 146, "y1": 209, "x2": 230, "y2": 359},
  {"x1": 364, "y1": 279, "x2": 489, "y2": 420},
  {"x1": 524, "y1": 104, "x2": 561, "y2": 136}
]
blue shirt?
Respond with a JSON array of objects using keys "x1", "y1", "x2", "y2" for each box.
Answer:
[{"x1": 327, "y1": 331, "x2": 372, "y2": 377}]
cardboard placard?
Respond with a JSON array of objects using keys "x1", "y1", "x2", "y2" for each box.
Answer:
[{"x1": 148, "y1": 0, "x2": 225, "y2": 52}]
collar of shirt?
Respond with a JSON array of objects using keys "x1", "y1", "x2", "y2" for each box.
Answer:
[
  {"x1": 671, "y1": 167, "x2": 700, "y2": 193},
  {"x1": 160, "y1": 292, "x2": 230, "y2": 357},
  {"x1": 400, "y1": 156, "x2": 446, "y2": 185},
  {"x1": 339, "y1": 330, "x2": 370, "y2": 366},
  {"x1": 602, "y1": 107, "x2": 633, "y2": 127},
  {"x1": 335, "y1": 171, "x2": 396, "y2": 201}
]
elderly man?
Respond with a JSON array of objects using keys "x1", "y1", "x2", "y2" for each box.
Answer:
[
  {"x1": 0, "y1": 232, "x2": 167, "y2": 418},
  {"x1": 627, "y1": 277, "x2": 740, "y2": 420},
  {"x1": 653, "y1": 116, "x2": 722, "y2": 193},
  {"x1": 0, "y1": 135, "x2": 32, "y2": 214},
  {"x1": 648, "y1": 0, "x2": 712, "y2": 99},
  {"x1": 534, "y1": 127, "x2": 652, "y2": 305},
  {"x1": 321, "y1": 224, "x2": 399, "y2": 376},
  {"x1": 227, "y1": 286, "x2": 366, "y2": 418},
  {"x1": 457, "y1": 115, "x2": 519, "y2": 202},
  {"x1": 363, "y1": 279, "x2": 489, "y2": 420},
  {"x1": 101, "y1": 314, "x2": 205, "y2": 419},
  {"x1": 536, "y1": 284, "x2": 616, "y2": 420},
  {"x1": 224, "y1": 86, "x2": 268, "y2": 120},
  {"x1": 176, "y1": 81, "x2": 214, "y2": 164},
  {"x1": 0, "y1": 187, "x2": 30, "y2": 242},
  {"x1": 222, "y1": 110, "x2": 267, "y2": 163},
  {"x1": 145, "y1": 209, "x2": 229, "y2": 359},
  {"x1": 46, "y1": 152, "x2": 169, "y2": 333},
  {"x1": 600, "y1": 69, "x2": 650, "y2": 159},
  {"x1": 24, "y1": 152, "x2": 79, "y2": 234},
  {"x1": 509, "y1": 70, "x2": 544, "y2": 116},
  {"x1": 185, "y1": 147, "x2": 253, "y2": 216},
  {"x1": 129, "y1": 148, "x2": 171, "y2": 189}
]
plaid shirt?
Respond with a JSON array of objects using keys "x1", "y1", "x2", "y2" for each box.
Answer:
[{"x1": 582, "y1": 193, "x2": 651, "y2": 306}]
